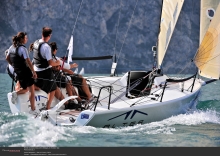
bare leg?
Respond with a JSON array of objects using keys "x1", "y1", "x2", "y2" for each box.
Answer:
[
  {"x1": 15, "y1": 81, "x2": 21, "y2": 91},
  {"x1": 66, "y1": 83, "x2": 73, "y2": 96},
  {"x1": 28, "y1": 85, "x2": 35, "y2": 111},
  {"x1": 46, "y1": 90, "x2": 55, "y2": 110},
  {"x1": 66, "y1": 81, "x2": 82, "y2": 102},
  {"x1": 15, "y1": 81, "x2": 28, "y2": 94},
  {"x1": 81, "y1": 78, "x2": 92, "y2": 100},
  {"x1": 34, "y1": 85, "x2": 40, "y2": 91},
  {"x1": 55, "y1": 87, "x2": 65, "y2": 101},
  {"x1": 16, "y1": 88, "x2": 28, "y2": 94}
]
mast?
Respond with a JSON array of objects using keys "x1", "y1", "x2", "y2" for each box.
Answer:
[{"x1": 152, "y1": 0, "x2": 163, "y2": 73}]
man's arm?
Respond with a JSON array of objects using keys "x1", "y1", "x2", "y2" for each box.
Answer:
[
  {"x1": 70, "y1": 63, "x2": 78, "y2": 69},
  {"x1": 48, "y1": 59, "x2": 61, "y2": 67},
  {"x1": 25, "y1": 58, "x2": 37, "y2": 79},
  {"x1": 62, "y1": 68, "x2": 74, "y2": 75}
]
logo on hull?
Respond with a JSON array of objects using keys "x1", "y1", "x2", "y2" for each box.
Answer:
[
  {"x1": 108, "y1": 110, "x2": 148, "y2": 121},
  {"x1": 103, "y1": 110, "x2": 148, "y2": 128},
  {"x1": 27, "y1": 95, "x2": 47, "y2": 102},
  {"x1": 27, "y1": 95, "x2": 47, "y2": 108}
]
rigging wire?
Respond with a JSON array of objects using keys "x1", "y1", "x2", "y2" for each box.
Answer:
[
  {"x1": 60, "y1": 0, "x2": 84, "y2": 83},
  {"x1": 116, "y1": 0, "x2": 139, "y2": 63},
  {"x1": 112, "y1": 0, "x2": 122, "y2": 58},
  {"x1": 72, "y1": 0, "x2": 84, "y2": 35},
  {"x1": 63, "y1": 0, "x2": 84, "y2": 61}
]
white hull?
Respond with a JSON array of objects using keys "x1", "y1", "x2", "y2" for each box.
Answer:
[{"x1": 7, "y1": 74, "x2": 202, "y2": 128}]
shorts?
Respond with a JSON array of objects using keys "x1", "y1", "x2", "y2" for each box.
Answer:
[
  {"x1": 56, "y1": 74, "x2": 67, "y2": 88},
  {"x1": 15, "y1": 67, "x2": 35, "y2": 89},
  {"x1": 35, "y1": 68, "x2": 57, "y2": 93},
  {"x1": 52, "y1": 70, "x2": 71, "y2": 88},
  {"x1": 70, "y1": 74, "x2": 88, "y2": 98},
  {"x1": 70, "y1": 74, "x2": 83, "y2": 87}
]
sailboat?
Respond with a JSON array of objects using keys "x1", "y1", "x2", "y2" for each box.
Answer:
[{"x1": 7, "y1": 0, "x2": 220, "y2": 128}]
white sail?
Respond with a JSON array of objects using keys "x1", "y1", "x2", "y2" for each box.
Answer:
[
  {"x1": 111, "y1": 62, "x2": 117, "y2": 75},
  {"x1": 200, "y1": 0, "x2": 220, "y2": 44},
  {"x1": 79, "y1": 68, "x2": 84, "y2": 75},
  {"x1": 157, "y1": 0, "x2": 184, "y2": 68},
  {"x1": 67, "y1": 35, "x2": 73, "y2": 64},
  {"x1": 194, "y1": 3, "x2": 220, "y2": 79},
  {"x1": 74, "y1": 68, "x2": 78, "y2": 74}
]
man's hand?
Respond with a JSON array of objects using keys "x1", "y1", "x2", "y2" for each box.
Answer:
[
  {"x1": 70, "y1": 63, "x2": 78, "y2": 68},
  {"x1": 32, "y1": 71, "x2": 38, "y2": 79}
]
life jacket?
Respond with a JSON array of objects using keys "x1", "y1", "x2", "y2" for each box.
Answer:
[
  {"x1": 33, "y1": 39, "x2": 50, "y2": 68},
  {"x1": 9, "y1": 45, "x2": 27, "y2": 70}
]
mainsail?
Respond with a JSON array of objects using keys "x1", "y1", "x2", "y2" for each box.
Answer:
[
  {"x1": 194, "y1": 2, "x2": 220, "y2": 79},
  {"x1": 157, "y1": 0, "x2": 184, "y2": 68}
]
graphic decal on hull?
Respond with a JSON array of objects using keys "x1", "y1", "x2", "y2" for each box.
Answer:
[
  {"x1": 27, "y1": 95, "x2": 48, "y2": 102},
  {"x1": 27, "y1": 95, "x2": 48, "y2": 109},
  {"x1": 108, "y1": 110, "x2": 148, "y2": 121}
]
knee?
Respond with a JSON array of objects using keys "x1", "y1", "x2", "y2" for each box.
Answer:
[{"x1": 24, "y1": 88, "x2": 29, "y2": 92}]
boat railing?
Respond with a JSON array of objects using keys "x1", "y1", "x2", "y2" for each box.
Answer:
[
  {"x1": 160, "y1": 73, "x2": 197, "y2": 102},
  {"x1": 93, "y1": 86, "x2": 113, "y2": 111}
]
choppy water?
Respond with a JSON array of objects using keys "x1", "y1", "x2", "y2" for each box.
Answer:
[{"x1": 0, "y1": 73, "x2": 220, "y2": 147}]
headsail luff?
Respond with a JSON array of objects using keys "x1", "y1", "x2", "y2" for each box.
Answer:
[
  {"x1": 194, "y1": 3, "x2": 220, "y2": 79},
  {"x1": 200, "y1": 0, "x2": 220, "y2": 44},
  {"x1": 157, "y1": 0, "x2": 184, "y2": 68}
]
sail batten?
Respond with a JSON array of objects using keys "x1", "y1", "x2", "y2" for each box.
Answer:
[
  {"x1": 194, "y1": 1, "x2": 220, "y2": 79},
  {"x1": 157, "y1": 0, "x2": 184, "y2": 68}
]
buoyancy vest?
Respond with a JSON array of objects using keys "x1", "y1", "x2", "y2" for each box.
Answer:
[
  {"x1": 9, "y1": 45, "x2": 27, "y2": 70},
  {"x1": 33, "y1": 39, "x2": 50, "y2": 68}
]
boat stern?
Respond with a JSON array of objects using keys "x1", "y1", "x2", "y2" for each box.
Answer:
[{"x1": 73, "y1": 110, "x2": 95, "y2": 126}]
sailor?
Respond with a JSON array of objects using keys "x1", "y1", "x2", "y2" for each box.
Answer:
[
  {"x1": 49, "y1": 42, "x2": 94, "y2": 105},
  {"x1": 5, "y1": 48, "x2": 40, "y2": 94},
  {"x1": 32, "y1": 27, "x2": 67, "y2": 110},
  {"x1": 5, "y1": 49, "x2": 29, "y2": 94},
  {"x1": 5, "y1": 32, "x2": 38, "y2": 115}
]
